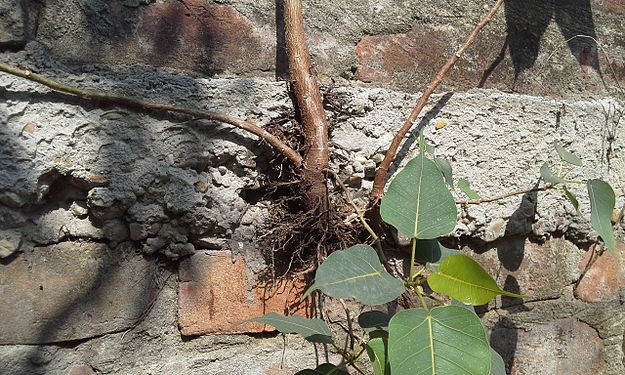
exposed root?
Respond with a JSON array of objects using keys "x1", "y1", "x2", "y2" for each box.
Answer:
[{"x1": 258, "y1": 181, "x2": 361, "y2": 280}]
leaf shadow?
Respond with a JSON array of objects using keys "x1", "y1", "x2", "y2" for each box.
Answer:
[
  {"x1": 489, "y1": 316, "x2": 519, "y2": 375},
  {"x1": 503, "y1": 0, "x2": 600, "y2": 81}
]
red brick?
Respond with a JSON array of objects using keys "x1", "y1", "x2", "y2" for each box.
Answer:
[
  {"x1": 109, "y1": 1, "x2": 274, "y2": 74},
  {"x1": 471, "y1": 238, "x2": 583, "y2": 302},
  {"x1": 602, "y1": 0, "x2": 625, "y2": 14},
  {"x1": 575, "y1": 243, "x2": 625, "y2": 303},
  {"x1": 491, "y1": 318, "x2": 605, "y2": 375},
  {"x1": 354, "y1": 23, "x2": 449, "y2": 85},
  {"x1": 0, "y1": 242, "x2": 158, "y2": 344},
  {"x1": 178, "y1": 250, "x2": 310, "y2": 336}
]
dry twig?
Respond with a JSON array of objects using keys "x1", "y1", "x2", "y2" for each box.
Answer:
[
  {"x1": 455, "y1": 185, "x2": 553, "y2": 205},
  {"x1": 0, "y1": 63, "x2": 304, "y2": 166},
  {"x1": 371, "y1": 0, "x2": 505, "y2": 199}
]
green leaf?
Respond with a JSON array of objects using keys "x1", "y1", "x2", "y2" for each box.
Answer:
[
  {"x1": 253, "y1": 312, "x2": 332, "y2": 343},
  {"x1": 366, "y1": 332, "x2": 391, "y2": 375},
  {"x1": 451, "y1": 299, "x2": 476, "y2": 313},
  {"x1": 561, "y1": 186, "x2": 579, "y2": 212},
  {"x1": 380, "y1": 153, "x2": 457, "y2": 239},
  {"x1": 295, "y1": 364, "x2": 350, "y2": 375},
  {"x1": 427, "y1": 254, "x2": 527, "y2": 305},
  {"x1": 554, "y1": 142, "x2": 583, "y2": 166},
  {"x1": 540, "y1": 163, "x2": 566, "y2": 185},
  {"x1": 489, "y1": 348, "x2": 506, "y2": 375},
  {"x1": 388, "y1": 306, "x2": 491, "y2": 375},
  {"x1": 458, "y1": 178, "x2": 482, "y2": 200},
  {"x1": 587, "y1": 179, "x2": 616, "y2": 252},
  {"x1": 414, "y1": 239, "x2": 462, "y2": 272},
  {"x1": 305, "y1": 245, "x2": 405, "y2": 305},
  {"x1": 434, "y1": 157, "x2": 454, "y2": 189},
  {"x1": 358, "y1": 310, "x2": 390, "y2": 332}
]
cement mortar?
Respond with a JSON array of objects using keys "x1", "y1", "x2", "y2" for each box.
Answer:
[{"x1": 1, "y1": 4, "x2": 625, "y2": 373}]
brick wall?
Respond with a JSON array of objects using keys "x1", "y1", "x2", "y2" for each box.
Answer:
[{"x1": 1, "y1": 1, "x2": 624, "y2": 374}]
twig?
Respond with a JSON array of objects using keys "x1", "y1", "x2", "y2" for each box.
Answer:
[
  {"x1": 0, "y1": 63, "x2": 304, "y2": 167},
  {"x1": 371, "y1": 0, "x2": 504, "y2": 199},
  {"x1": 338, "y1": 299, "x2": 354, "y2": 351},
  {"x1": 326, "y1": 169, "x2": 394, "y2": 274},
  {"x1": 455, "y1": 185, "x2": 553, "y2": 205}
]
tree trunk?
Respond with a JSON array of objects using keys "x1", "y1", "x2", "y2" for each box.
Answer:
[{"x1": 283, "y1": 0, "x2": 330, "y2": 213}]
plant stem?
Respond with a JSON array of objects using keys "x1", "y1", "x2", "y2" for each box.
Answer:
[
  {"x1": 416, "y1": 287, "x2": 429, "y2": 311},
  {"x1": 371, "y1": 0, "x2": 504, "y2": 199},
  {"x1": 283, "y1": 0, "x2": 330, "y2": 212},
  {"x1": 0, "y1": 63, "x2": 304, "y2": 166},
  {"x1": 456, "y1": 184, "x2": 553, "y2": 205},
  {"x1": 410, "y1": 238, "x2": 417, "y2": 281}
]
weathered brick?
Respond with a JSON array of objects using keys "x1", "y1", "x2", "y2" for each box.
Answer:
[
  {"x1": 471, "y1": 238, "x2": 584, "y2": 302},
  {"x1": 0, "y1": 3, "x2": 25, "y2": 46},
  {"x1": 491, "y1": 318, "x2": 606, "y2": 375},
  {"x1": 602, "y1": 0, "x2": 625, "y2": 14},
  {"x1": 107, "y1": 1, "x2": 275, "y2": 75},
  {"x1": 34, "y1": 0, "x2": 275, "y2": 75},
  {"x1": 354, "y1": 23, "x2": 449, "y2": 87},
  {"x1": 575, "y1": 243, "x2": 625, "y2": 303},
  {"x1": 0, "y1": 242, "x2": 159, "y2": 344},
  {"x1": 178, "y1": 250, "x2": 310, "y2": 336},
  {"x1": 354, "y1": 6, "x2": 624, "y2": 96}
]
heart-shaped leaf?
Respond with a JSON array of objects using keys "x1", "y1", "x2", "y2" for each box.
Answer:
[
  {"x1": 427, "y1": 254, "x2": 527, "y2": 305},
  {"x1": 380, "y1": 153, "x2": 457, "y2": 239},
  {"x1": 388, "y1": 306, "x2": 491, "y2": 375},
  {"x1": 253, "y1": 313, "x2": 332, "y2": 343},
  {"x1": 305, "y1": 245, "x2": 405, "y2": 305},
  {"x1": 540, "y1": 163, "x2": 566, "y2": 185},
  {"x1": 458, "y1": 178, "x2": 482, "y2": 200},
  {"x1": 489, "y1": 348, "x2": 506, "y2": 375},
  {"x1": 434, "y1": 157, "x2": 454, "y2": 189},
  {"x1": 358, "y1": 310, "x2": 391, "y2": 332},
  {"x1": 366, "y1": 332, "x2": 390, "y2": 375},
  {"x1": 554, "y1": 142, "x2": 583, "y2": 166},
  {"x1": 587, "y1": 179, "x2": 616, "y2": 252}
]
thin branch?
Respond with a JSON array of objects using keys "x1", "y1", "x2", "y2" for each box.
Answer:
[
  {"x1": 455, "y1": 185, "x2": 553, "y2": 205},
  {"x1": 326, "y1": 169, "x2": 394, "y2": 274},
  {"x1": 0, "y1": 63, "x2": 304, "y2": 167},
  {"x1": 371, "y1": 0, "x2": 504, "y2": 199}
]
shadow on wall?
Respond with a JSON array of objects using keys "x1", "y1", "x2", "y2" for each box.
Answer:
[
  {"x1": 0, "y1": 88, "x2": 157, "y2": 374},
  {"x1": 480, "y1": 0, "x2": 600, "y2": 89},
  {"x1": 24, "y1": 0, "x2": 274, "y2": 76},
  {"x1": 0, "y1": 3, "x2": 281, "y2": 374},
  {"x1": 485, "y1": 186, "x2": 539, "y2": 373},
  {"x1": 275, "y1": 0, "x2": 289, "y2": 80},
  {"x1": 388, "y1": 93, "x2": 454, "y2": 180},
  {"x1": 504, "y1": 0, "x2": 599, "y2": 77}
]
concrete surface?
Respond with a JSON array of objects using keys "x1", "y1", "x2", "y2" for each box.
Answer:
[{"x1": 1, "y1": 0, "x2": 624, "y2": 374}]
